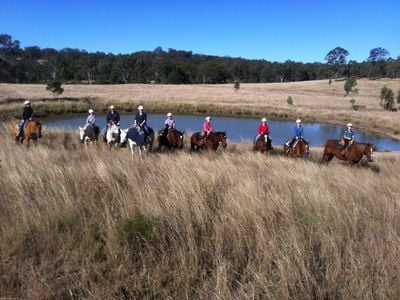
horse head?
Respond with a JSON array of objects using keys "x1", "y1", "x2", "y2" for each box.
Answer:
[
  {"x1": 78, "y1": 126, "x2": 85, "y2": 142},
  {"x1": 365, "y1": 143, "x2": 374, "y2": 162},
  {"x1": 219, "y1": 131, "x2": 228, "y2": 148}
]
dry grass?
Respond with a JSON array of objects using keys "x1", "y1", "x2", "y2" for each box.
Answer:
[
  {"x1": 1, "y1": 125, "x2": 400, "y2": 298},
  {"x1": 1, "y1": 79, "x2": 400, "y2": 139}
]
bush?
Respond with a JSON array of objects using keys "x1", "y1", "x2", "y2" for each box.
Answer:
[
  {"x1": 380, "y1": 85, "x2": 394, "y2": 110},
  {"x1": 287, "y1": 96, "x2": 293, "y2": 106},
  {"x1": 46, "y1": 80, "x2": 64, "y2": 98},
  {"x1": 397, "y1": 90, "x2": 400, "y2": 105},
  {"x1": 344, "y1": 77, "x2": 357, "y2": 96},
  {"x1": 349, "y1": 98, "x2": 356, "y2": 109},
  {"x1": 115, "y1": 213, "x2": 154, "y2": 246},
  {"x1": 234, "y1": 80, "x2": 240, "y2": 90}
]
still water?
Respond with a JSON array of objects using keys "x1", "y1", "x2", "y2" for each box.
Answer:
[{"x1": 45, "y1": 114, "x2": 400, "y2": 151}]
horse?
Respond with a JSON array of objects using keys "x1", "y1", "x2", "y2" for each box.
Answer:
[
  {"x1": 12, "y1": 120, "x2": 42, "y2": 147},
  {"x1": 322, "y1": 140, "x2": 374, "y2": 166},
  {"x1": 105, "y1": 123, "x2": 120, "y2": 148},
  {"x1": 79, "y1": 124, "x2": 99, "y2": 146},
  {"x1": 190, "y1": 131, "x2": 227, "y2": 151},
  {"x1": 156, "y1": 127, "x2": 184, "y2": 151},
  {"x1": 253, "y1": 133, "x2": 273, "y2": 153},
  {"x1": 120, "y1": 126, "x2": 154, "y2": 156},
  {"x1": 283, "y1": 138, "x2": 309, "y2": 158}
]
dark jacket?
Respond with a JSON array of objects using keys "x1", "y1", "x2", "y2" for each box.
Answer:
[
  {"x1": 21, "y1": 106, "x2": 34, "y2": 120},
  {"x1": 106, "y1": 111, "x2": 120, "y2": 124},
  {"x1": 135, "y1": 112, "x2": 147, "y2": 125}
]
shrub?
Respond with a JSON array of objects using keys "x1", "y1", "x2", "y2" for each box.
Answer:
[
  {"x1": 328, "y1": 78, "x2": 332, "y2": 85},
  {"x1": 380, "y1": 85, "x2": 394, "y2": 110},
  {"x1": 344, "y1": 77, "x2": 357, "y2": 96},
  {"x1": 115, "y1": 213, "x2": 154, "y2": 246},
  {"x1": 234, "y1": 80, "x2": 240, "y2": 90},
  {"x1": 397, "y1": 90, "x2": 400, "y2": 105},
  {"x1": 46, "y1": 80, "x2": 64, "y2": 98},
  {"x1": 349, "y1": 98, "x2": 356, "y2": 109},
  {"x1": 287, "y1": 96, "x2": 293, "y2": 106}
]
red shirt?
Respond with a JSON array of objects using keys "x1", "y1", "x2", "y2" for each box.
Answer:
[
  {"x1": 258, "y1": 123, "x2": 269, "y2": 134},
  {"x1": 203, "y1": 121, "x2": 213, "y2": 132}
]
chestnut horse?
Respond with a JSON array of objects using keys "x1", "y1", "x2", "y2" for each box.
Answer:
[
  {"x1": 156, "y1": 128, "x2": 184, "y2": 151},
  {"x1": 322, "y1": 140, "x2": 374, "y2": 166},
  {"x1": 190, "y1": 131, "x2": 227, "y2": 151},
  {"x1": 253, "y1": 133, "x2": 273, "y2": 153},
  {"x1": 283, "y1": 138, "x2": 309, "y2": 158},
  {"x1": 12, "y1": 120, "x2": 42, "y2": 146}
]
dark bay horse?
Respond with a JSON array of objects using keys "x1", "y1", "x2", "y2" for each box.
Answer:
[
  {"x1": 283, "y1": 138, "x2": 309, "y2": 158},
  {"x1": 322, "y1": 140, "x2": 374, "y2": 166},
  {"x1": 12, "y1": 120, "x2": 42, "y2": 146},
  {"x1": 190, "y1": 131, "x2": 227, "y2": 151},
  {"x1": 156, "y1": 128, "x2": 184, "y2": 151},
  {"x1": 253, "y1": 133, "x2": 273, "y2": 153}
]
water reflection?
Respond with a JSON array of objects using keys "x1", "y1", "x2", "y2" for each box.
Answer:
[{"x1": 45, "y1": 114, "x2": 400, "y2": 151}]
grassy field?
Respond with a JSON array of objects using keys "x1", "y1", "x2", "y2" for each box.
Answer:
[
  {"x1": 1, "y1": 79, "x2": 399, "y2": 139},
  {"x1": 1, "y1": 126, "x2": 400, "y2": 298}
]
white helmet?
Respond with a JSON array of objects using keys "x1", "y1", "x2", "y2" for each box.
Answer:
[
  {"x1": 296, "y1": 119, "x2": 302, "y2": 123},
  {"x1": 205, "y1": 116, "x2": 211, "y2": 121},
  {"x1": 88, "y1": 109, "x2": 94, "y2": 114},
  {"x1": 347, "y1": 123, "x2": 353, "y2": 127},
  {"x1": 109, "y1": 105, "x2": 115, "y2": 110},
  {"x1": 167, "y1": 112, "x2": 172, "y2": 117},
  {"x1": 24, "y1": 100, "x2": 30, "y2": 105},
  {"x1": 261, "y1": 117, "x2": 267, "y2": 122},
  {"x1": 138, "y1": 105, "x2": 144, "y2": 110}
]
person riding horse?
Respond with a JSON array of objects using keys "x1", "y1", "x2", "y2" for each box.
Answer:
[
  {"x1": 200, "y1": 116, "x2": 213, "y2": 145},
  {"x1": 254, "y1": 117, "x2": 269, "y2": 145},
  {"x1": 286, "y1": 119, "x2": 308, "y2": 154},
  {"x1": 103, "y1": 105, "x2": 120, "y2": 141},
  {"x1": 340, "y1": 123, "x2": 355, "y2": 155},
  {"x1": 161, "y1": 112, "x2": 176, "y2": 140},
  {"x1": 18, "y1": 100, "x2": 34, "y2": 138},
  {"x1": 134, "y1": 105, "x2": 151, "y2": 142},
  {"x1": 84, "y1": 109, "x2": 100, "y2": 133}
]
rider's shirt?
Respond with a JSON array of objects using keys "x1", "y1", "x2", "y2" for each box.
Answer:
[
  {"x1": 258, "y1": 124, "x2": 269, "y2": 135},
  {"x1": 86, "y1": 114, "x2": 96, "y2": 125},
  {"x1": 294, "y1": 126, "x2": 303, "y2": 138},
  {"x1": 203, "y1": 121, "x2": 213, "y2": 133},
  {"x1": 343, "y1": 129, "x2": 354, "y2": 140},
  {"x1": 165, "y1": 118, "x2": 176, "y2": 128},
  {"x1": 135, "y1": 112, "x2": 147, "y2": 125},
  {"x1": 106, "y1": 111, "x2": 120, "y2": 124},
  {"x1": 21, "y1": 107, "x2": 34, "y2": 120}
]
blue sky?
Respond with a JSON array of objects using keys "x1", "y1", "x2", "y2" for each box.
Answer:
[{"x1": 1, "y1": 0, "x2": 399, "y2": 62}]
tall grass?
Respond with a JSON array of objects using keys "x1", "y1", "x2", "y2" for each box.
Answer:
[{"x1": 0, "y1": 125, "x2": 399, "y2": 298}]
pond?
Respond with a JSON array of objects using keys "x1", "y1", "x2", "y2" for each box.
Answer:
[{"x1": 45, "y1": 114, "x2": 400, "y2": 151}]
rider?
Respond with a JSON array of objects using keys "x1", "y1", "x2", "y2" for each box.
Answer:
[
  {"x1": 340, "y1": 123, "x2": 355, "y2": 154},
  {"x1": 200, "y1": 116, "x2": 213, "y2": 145},
  {"x1": 286, "y1": 119, "x2": 305, "y2": 152},
  {"x1": 254, "y1": 117, "x2": 269, "y2": 144},
  {"x1": 162, "y1": 112, "x2": 176, "y2": 139},
  {"x1": 18, "y1": 100, "x2": 34, "y2": 137},
  {"x1": 85, "y1": 108, "x2": 97, "y2": 128},
  {"x1": 103, "y1": 105, "x2": 120, "y2": 140},
  {"x1": 134, "y1": 105, "x2": 151, "y2": 141}
]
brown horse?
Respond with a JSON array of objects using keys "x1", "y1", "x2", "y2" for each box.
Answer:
[
  {"x1": 322, "y1": 140, "x2": 374, "y2": 166},
  {"x1": 156, "y1": 128, "x2": 184, "y2": 151},
  {"x1": 12, "y1": 120, "x2": 42, "y2": 146},
  {"x1": 253, "y1": 133, "x2": 273, "y2": 153},
  {"x1": 283, "y1": 138, "x2": 309, "y2": 158},
  {"x1": 190, "y1": 131, "x2": 227, "y2": 151}
]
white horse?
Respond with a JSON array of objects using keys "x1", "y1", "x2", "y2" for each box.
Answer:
[
  {"x1": 106, "y1": 123, "x2": 120, "y2": 148},
  {"x1": 120, "y1": 126, "x2": 154, "y2": 156},
  {"x1": 79, "y1": 125, "x2": 99, "y2": 147}
]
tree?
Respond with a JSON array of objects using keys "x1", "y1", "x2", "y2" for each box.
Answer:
[
  {"x1": 325, "y1": 47, "x2": 349, "y2": 79},
  {"x1": 234, "y1": 80, "x2": 240, "y2": 90},
  {"x1": 46, "y1": 80, "x2": 64, "y2": 98},
  {"x1": 380, "y1": 85, "x2": 394, "y2": 110},
  {"x1": 344, "y1": 77, "x2": 357, "y2": 96},
  {"x1": 368, "y1": 47, "x2": 389, "y2": 62}
]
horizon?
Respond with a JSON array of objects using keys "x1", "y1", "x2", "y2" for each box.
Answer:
[{"x1": 1, "y1": 0, "x2": 399, "y2": 63}]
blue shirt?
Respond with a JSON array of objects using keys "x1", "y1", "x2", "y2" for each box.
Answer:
[
  {"x1": 86, "y1": 114, "x2": 96, "y2": 125},
  {"x1": 343, "y1": 129, "x2": 354, "y2": 139},
  {"x1": 294, "y1": 126, "x2": 303, "y2": 138}
]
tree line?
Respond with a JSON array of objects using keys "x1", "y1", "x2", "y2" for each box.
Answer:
[{"x1": 1, "y1": 34, "x2": 399, "y2": 84}]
